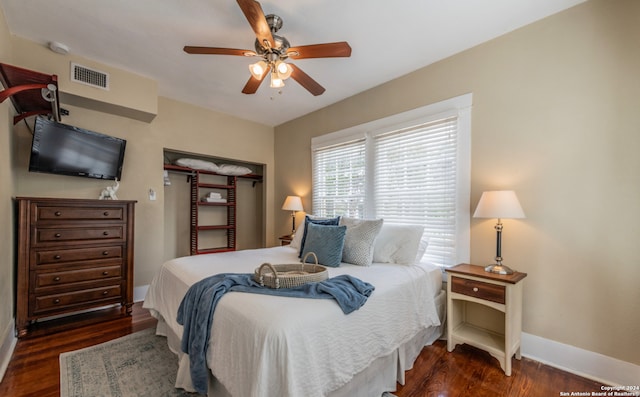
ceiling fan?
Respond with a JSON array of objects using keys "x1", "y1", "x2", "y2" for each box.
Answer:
[{"x1": 183, "y1": 0, "x2": 352, "y2": 96}]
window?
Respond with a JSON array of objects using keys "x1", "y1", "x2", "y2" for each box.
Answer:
[
  {"x1": 311, "y1": 94, "x2": 471, "y2": 267},
  {"x1": 312, "y1": 138, "x2": 366, "y2": 217}
]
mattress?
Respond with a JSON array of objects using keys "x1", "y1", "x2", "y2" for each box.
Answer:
[{"x1": 144, "y1": 245, "x2": 443, "y2": 397}]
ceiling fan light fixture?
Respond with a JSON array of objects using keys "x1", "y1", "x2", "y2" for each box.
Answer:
[
  {"x1": 275, "y1": 61, "x2": 293, "y2": 80},
  {"x1": 270, "y1": 71, "x2": 284, "y2": 88},
  {"x1": 249, "y1": 60, "x2": 268, "y2": 79}
]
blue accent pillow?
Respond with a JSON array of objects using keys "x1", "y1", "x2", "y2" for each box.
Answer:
[
  {"x1": 298, "y1": 215, "x2": 341, "y2": 257},
  {"x1": 301, "y1": 223, "x2": 347, "y2": 268}
]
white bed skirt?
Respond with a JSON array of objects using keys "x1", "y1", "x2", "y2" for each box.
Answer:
[{"x1": 154, "y1": 288, "x2": 446, "y2": 397}]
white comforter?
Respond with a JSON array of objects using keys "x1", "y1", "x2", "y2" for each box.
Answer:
[{"x1": 143, "y1": 246, "x2": 441, "y2": 397}]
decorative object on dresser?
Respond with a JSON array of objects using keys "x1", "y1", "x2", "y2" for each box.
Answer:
[
  {"x1": 98, "y1": 178, "x2": 120, "y2": 200},
  {"x1": 473, "y1": 190, "x2": 525, "y2": 274},
  {"x1": 15, "y1": 197, "x2": 136, "y2": 337},
  {"x1": 281, "y1": 195, "x2": 304, "y2": 237},
  {"x1": 446, "y1": 263, "x2": 527, "y2": 376}
]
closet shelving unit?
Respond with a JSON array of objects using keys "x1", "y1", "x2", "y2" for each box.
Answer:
[
  {"x1": 164, "y1": 164, "x2": 262, "y2": 255},
  {"x1": 191, "y1": 170, "x2": 237, "y2": 255}
]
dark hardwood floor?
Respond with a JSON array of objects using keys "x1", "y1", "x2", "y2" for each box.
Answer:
[
  {"x1": 0, "y1": 303, "x2": 605, "y2": 397},
  {"x1": 0, "y1": 303, "x2": 157, "y2": 397}
]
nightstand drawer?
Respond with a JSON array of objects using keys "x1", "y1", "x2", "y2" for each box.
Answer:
[{"x1": 451, "y1": 276, "x2": 506, "y2": 304}]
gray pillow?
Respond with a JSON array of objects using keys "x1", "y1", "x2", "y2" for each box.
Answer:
[{"x1": 339, "y1": 217, "x2": 384, "y2": 266}]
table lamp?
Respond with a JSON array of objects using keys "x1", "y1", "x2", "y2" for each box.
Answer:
[
  {"x1": 281, "y1": 196, "x2": 304, "y2": 237},
  {"x1": 473, "y1": 190, "x2": 525, "y2": 274}
]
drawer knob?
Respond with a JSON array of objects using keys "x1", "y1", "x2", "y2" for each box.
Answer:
[
  {"x1": 103, "y1": 231, "x2": 109, "y2": 236},
  {"x1": 102, "y1": 251, "x2": 109, "y2": 256},
  {"x1": 102, "y1": 271, "x2": 109, "y2": 276},
  {"x1": 53, "y1": 299, "x2": 60, "y2": 304},
  {"x1": 54, "y1": 255, "x2": 61, "y2": 260},
  {"x1": 54, "y1": 211, "x2": 61, "y2": 216},
  {"x1": 473, "y1": 287, "x2": 479, "y2": 292},
  {"x1": 102, "y1": 290, "x2": 109, "y2": 295},
  {"x1": 54, "y1": 233, "x2": 61, "y2": 238},
  {"x1": 103, "y1": 211, "x2": 110, "y2": 217},
  {"x1": 53, "y1": 276, "x2": 61, "y2": 282}
]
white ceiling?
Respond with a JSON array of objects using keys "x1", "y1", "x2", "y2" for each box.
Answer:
[{"x1": 1, "y1": 0, "x2": 585, "y2": 126}]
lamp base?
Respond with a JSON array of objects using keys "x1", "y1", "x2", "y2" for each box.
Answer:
[{"x1": 485, "y1": 264, "x2": 515, "y2": 275}]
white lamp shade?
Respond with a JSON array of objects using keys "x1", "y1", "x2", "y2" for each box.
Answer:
[
  {"x1": 282, "y1": 196, "x2": 304, "y2": 212},
  {"x1": 473, "y1": 190, "x2": 525, "y2": 219},
  {"x1": 249, "y1": 60, "x2": 268, "y2": 79}
]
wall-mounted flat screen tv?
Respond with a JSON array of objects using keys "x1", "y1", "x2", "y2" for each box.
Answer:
[{"x1": 29, "y1": 117, "x2": 126, "y2": 180}]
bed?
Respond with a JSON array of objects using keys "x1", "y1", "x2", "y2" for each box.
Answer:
[{"x1": 143, "y1": 220, "x2": 447, "y2": 397}]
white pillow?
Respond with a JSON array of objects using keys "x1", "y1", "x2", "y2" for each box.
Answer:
[
  {"x1": 175, "y1": 158, "x2": 218, "y2": 172},
  {"x1": 289, "y1": 227, "x2": 303, "y2": 250},
  {"x1": 373, "y1": 223, "x2": 424, "y2": 264},
  {"x1": 216, "y1": 164, "x2": 252, "y2": 176},
  {"x1": 339, "y1": 217, "x2": 384, "y2": 266},
  {"x1": 414, "y1": 234, "x2": 430, "y2": 263}
]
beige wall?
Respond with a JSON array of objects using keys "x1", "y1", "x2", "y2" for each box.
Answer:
[
  {"x1": 9, "y1": 97, "x2": 274, "y2": 288},
  {"x1": 4, "y1": 39, "x2": 274, "y2": 294},
  {"x1": 0, "y1": 4, "x2": 15, "y2": 361},
  {"x1": 275, "y1": 0, "x2": 640, "y2": 366},
  {"x1": 11, "y1": 36, "x2": 157, "y2": 122}
]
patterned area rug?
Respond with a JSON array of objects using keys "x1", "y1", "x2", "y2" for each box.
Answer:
[
  {"x1": 59, "y1": 328, "x2": 198, "y2": 397},
  {"x1": 60, "y1": 327, "x2": 399, "y2": 397}
]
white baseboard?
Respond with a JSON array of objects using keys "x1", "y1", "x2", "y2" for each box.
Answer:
[
  {"x1": 521, "y1": 332, "x2": 640, "y2": 386},
  {"x1": 0, "y1": 318, "x2": 17, "y2": 383},
  {"x1": 134, "y1": 284, "x2": 149, "y2": 303}
]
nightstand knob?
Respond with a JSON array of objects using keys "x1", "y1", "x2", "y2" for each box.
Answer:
[
  {"x1": 473, "y1": 287, "x2": 479, "y2": 292},
  {"x1": 53, "y1": 276, "x2": 61, "y2": 282}
]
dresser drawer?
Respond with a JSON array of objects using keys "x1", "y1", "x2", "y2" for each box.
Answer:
[
  {"x1": 34, "y1": 265, "x2": 122, "y2": 289},
  {"x1": 451, "y1": 276, "x2": 506, "y2": 304},
  {"x1": 33, "y1": 285, "x2": 122, "y2": 314},
  {"x1": 36, "y1": 205, "x2": 124, "y2": 222},
  {"x1": 35, "y1": 245, "x2": 123, "y2": 266},
  {"x1": 35, "y1": 226, "x2": 124, "y2": 245}
]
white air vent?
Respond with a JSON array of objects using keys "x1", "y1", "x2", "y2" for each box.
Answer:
[{"x1": 70, "y1": 62, "x2": 109, "y2": 90}]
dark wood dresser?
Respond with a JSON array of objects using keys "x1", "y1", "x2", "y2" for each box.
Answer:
[{"x1": 15, "y1": 197, "x2": 136, "y2": 337}]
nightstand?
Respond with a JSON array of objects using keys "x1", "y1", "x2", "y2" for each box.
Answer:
[
  {"x1": 445, "y1": 263, "x2": 527, "y2": 375},
  {"x1": 278, "y1": 235, "x2": 293, "y2": 246}
]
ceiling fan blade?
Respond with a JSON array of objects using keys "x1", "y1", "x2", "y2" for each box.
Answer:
[
  {"x1": 236, "y1": 0, "x2": 275, "y2": 49},
  {"x1": 289, "y1": 64, "x2": 325, "y2": 96},
  {"x1": 242, "y1": 65, "x2": 271, "y2": 94},
  {"x1": 184, "y1": 46, "x2": 256, "y2": 56},
  {"x1": 287, "y1": 42, "x2": 352, "y2": 59}
]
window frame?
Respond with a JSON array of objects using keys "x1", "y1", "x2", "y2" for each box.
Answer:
[{"x1": 311, "y1": 94, "x2": 472, "y2": 267}]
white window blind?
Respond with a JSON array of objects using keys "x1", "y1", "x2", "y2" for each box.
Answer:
[
  {"x1": 311, "y1": 94, "x2": 471, "y2": 268},
  {"x1": 312, "y1": 138, "x2": 366, "y2": 218},
  {"x1": 373, "y1": 116, "x2": 458, "y2": 267}
]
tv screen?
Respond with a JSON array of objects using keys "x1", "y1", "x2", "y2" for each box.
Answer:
[{"x1": 29, "y1": 117, "x2": 126, "y2": 180}]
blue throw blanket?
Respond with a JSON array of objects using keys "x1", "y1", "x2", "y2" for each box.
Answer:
[{"x1": 176, "y1": 273, "x2": 374, "y2": 394}]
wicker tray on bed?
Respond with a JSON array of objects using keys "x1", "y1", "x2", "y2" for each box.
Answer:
[{"x1": 254, "y1": 252, "x2": 327, "y2": 289}]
